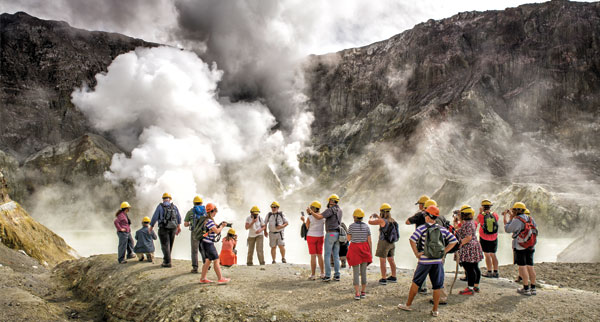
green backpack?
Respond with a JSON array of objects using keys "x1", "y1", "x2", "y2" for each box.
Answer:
[
  {"x1": 423, "y1": 225, "x2": 445, "y2": 259},
  {"x1": 192, "y1": 215, "x2": 209, "y2": 241}
]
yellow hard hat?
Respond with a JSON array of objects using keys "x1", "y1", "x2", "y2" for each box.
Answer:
[
  {"x1": 416, "y1": 195, "x2": 429, "y2": 205},
  {"x1": 120, "y1": 201, "x2": 131, "y2": 209},
  {"x1": 310, "y1": 200, "x2": 322, "y2": 209},
  {"x1": 328, "y1": 194, "x2": 340, "y2": 202},
  {"x1": 512, "y1": 202, "x2": 527, "y2": 210},
  {"x1": 271, "y1": 201, "x2": 280, "y2": 208},
  {"x1": 524, "y1": 209, "x2": 530, "y2": 215},
  {"x1": 142, "y1": 216, "x2": 151, "y2": 223},
  {"x1": 228, "y1": 228, "x2": 236, "y2": 235},
  {"x1": 380, "y1": 203, "x2": 392, "y2": 211},
  {"x1": 162, "y1": 192, "x2": 172, "y2": 199},
  {"x1": 353, "y1": 208, "x2": 365, "y2": 218},
  {"x1": 250, "y1": 205, "x2": 260, "y2": 213},
  {"x1": 460, "y1": 204, "x2": 474, "y2": 215},
  {"x1": 193, "y1": 196, "x2": 203, "y2": 204},
  {"x1": 481, "y1": 199, "x2": 493, "y2": 206},
  {"x1": 424, "y1": 200, "x2": 437, "y2": 208}
]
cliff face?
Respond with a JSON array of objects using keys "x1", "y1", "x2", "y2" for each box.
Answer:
[{"x1": 0, "y1": 11, "x2": 157, "y2": 160}]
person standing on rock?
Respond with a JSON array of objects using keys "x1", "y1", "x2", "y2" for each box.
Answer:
[
  {"x1": 301, "y1": 201, "x2": 325, "y2": 279},
  {"x1": 504, "y1": 202, "x2": 538, "y2": 296},
  {"x1": 149, "y1": 193, "x2": 182, "y2": 268},
  {"x1": 477, "y1": 199, "x2": 500, "y2": 278},
  {"x1": 307, "y1": 194, "x2": 343, "y2": 282},
  {"x1": 265, "y1": 201, "x2": 289, "y2": 264},
  {"x1": 347, "y1": 208, "x2": 372, "y2": 300},
  {"x1": 133, "y1": 216, "x2": 157, "y2": 263},
  {"x1": 199, "y1": 203, "x2": 230, "y2": 284},
  {"x1": 114, "y1": 201, "x2": 135, "y2": 264},
  {"x1": 184, "y1": 196, "x2": 206, "y2": 273},
  {"x1": 405, "y1": 195, "x2": 430, "y2": 294},
  {"x1": 245, "y1": 206, "x2": 266, "y2": 266},
  {"x1": 456, "y1": 205, "x2": 484, "y2": 295},
  {"x1": 398, "y1": 205, "x2": 458, "y2": 317},
  {"x1": 369, "y1": 203, "x2": 399, "y2": 285}
]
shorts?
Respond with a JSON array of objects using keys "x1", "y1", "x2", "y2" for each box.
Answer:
[
  {"x1": 412, "y1": 263, "x2": 445, "y2": 290},
  {"x1": 515, "y1": 248, "x2": 535, "y2": 266},
  {"x1": 202, "y1": 241, "x2": 219, "y2": 261},
  {"x1": 480, "y1": 238, "x2": 498, "y2": 253},
  {"x1": 375, "y1": 240, "x2": 395, "y2": 258},
  {"x1": 307, "y1": 236, "x2": 324, "y2": 255},
  {"x1": 269, "y1": 232, "x2": 285, "y2": 247}
]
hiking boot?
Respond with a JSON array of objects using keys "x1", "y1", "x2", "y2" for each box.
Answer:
[
  {"x1": 272, "y1": 260, "x2": 276, "y2": 264},
  {"x1": 474, "y1": 286, "x2": 480, "y2": 293},
  {"x1": 147, "y1": 254, "x2": 154, "y2": 263},
  {"x1": 247, "y1": 263, "x2": 254, "y2": 266},
  {"x1": 517, "y1": 287, "x2": 531, "y2": 296},
  {"x1": 190, "y1": 268, "x2": 198, "y2": 274},
  {"x1": 282, "y1": 258, "x2": 287, "y2": 263},
  {"x1": 360, "y1": 292, "x2": 366, "y2": 299},
  {"x1": 322, "y1": 276, "x2": 331, "y2": 282},
  {"x1": 161, "y1": 263, "x2": 172, "y2": 268},
  {"x1": 138, "y1": 255, "x2": 145, "y2": 261},
  {"x1": 493, "y1": 272, "x2": 499, "y2": 278},
  {"x1": 418, "y1": 287, "x2": 428, "y2": 295},
  {"x1": 482, "y1": 272, "x2": 494, "y2": 278},
  {"x1": 127, "y1": 254, "x2": 136, "y2": 259},
  {"x1": 530, "y1": 288, "x2": 537, "y2": 295},
  {"x1": 386, "y1": 276, "x2": 397, "y2": 283},
  {"x1": 379, "y1": 278, "x2": 388, "y2": 285},
  {"x1": 354, "y1": 293, "x2": 360, "y2": 300},
  {"x1": 333, "y1": 276, "x2": 340, "y2": 282},
  {"x1": 459, "y1": 288, "x2": 474, "y2": 295},
  {"x1": 118, "y1": 260, "x2": 128, "y2": 264}
]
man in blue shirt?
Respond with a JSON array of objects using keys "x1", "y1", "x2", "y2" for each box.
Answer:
[{"x1": 149, "y1": 192, "x2": 182, "y2": 268}]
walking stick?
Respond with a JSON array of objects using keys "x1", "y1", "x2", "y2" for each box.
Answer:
[{"x1": 449, "y1": 249, "x2": 460, "y2": 295}]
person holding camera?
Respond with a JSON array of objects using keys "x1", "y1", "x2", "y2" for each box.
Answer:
[
  {"x1": 477, "y1": 199, "x2": 499, "y2": 278},
  {"x1": 504, "y1": 202, "x2": 537, "y2": 296},
  {"x1": 368, "y1": 203, "x2": 398, "y2": 285},
  {"x1": 301, "y1": 201, "x2": 325, "y2": 280},
  {"x1": 307, "y1": 194, "x2": 343, "y2": 282},
  {"x1": 220, "y1": 228, "x2": 237, "y2": 267},
  {"x1": 265, "y1": 201, "x2": 289, "y2": 264},
  {"x1": 456, "y1": 205, "x2": 483, "y2": 295},
  {"x1": 245, "y1": 206, "x2": 266, "y2": 266},
  {"x1": 149, "y1": 193, "x2": 182, "y2": 268},
  {"x1": 199, "y1": 203, "x2": 230, "y2": 284}
]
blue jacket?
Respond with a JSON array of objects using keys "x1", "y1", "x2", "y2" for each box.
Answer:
[
  {"x1": 133, "y1": 226, "x2": 157, "y2": 253},
  {"x1": 150, "y1": 203, "x2": 182, "y2": 228}
]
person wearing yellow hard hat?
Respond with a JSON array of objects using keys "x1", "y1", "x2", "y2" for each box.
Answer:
[
  {"x1": 265, "y1": 201, "x2": 289, "y2": 264},
  {"x1": 114, "y1": 201, "x2": 135, "y2": 264},
  {"x1": 301, "y1": 200, "x2": 326, "y2": 280},
  {"x1": 405, "y1": 195, "x2": 431, "y2": 295},
  {"x1": 133, "y1": 216, "x2": 157, "y2": 263},
  {"x1": 245, "y1": 205, "x2": 266, "y2": 266},
  {"x1": 148, "y1": 192, "x2": 182, "y2": 268},
  {"x1": 347, "y1": 209, "x2": 372, "y2": 300},
  {"x1": 455, "y1": 205, "x2": 483, "y2": 296},
  {"x1": 503, "y1": 202, "x2": 538, "y2": 296},
  {"x1": 184, "y1": 196, "x2": 206, "y2": 273},
  {"x1": 306, "y1": 194, "x2": 344, "y2": 281},
  {"x1": 219, "y1": 228, "x2": 238, "y2": 267},
  {"x1": 477, "y1": 199, "x2": 500, "y2": 278},
  {"x1": 368, "y1": 203, "x2": 398, "y2": 285}
]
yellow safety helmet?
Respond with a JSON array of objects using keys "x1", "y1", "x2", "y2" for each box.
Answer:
[
  {"x1": 193, "y1": 196, "x2": 203, "y2": 204},
  {"x1": 481, "y1": 199, "x2": 493, "y2": 206},
  {"x1": 416, "y1": 195, "x2": 429, "y2": 205},
  {"x1": 424, "y1": 199, "x2": 437, "y2": 208},
  {"x1": 250, "y1": 206, "x2": 260, "y2": 213},
  {"x1": 328, "y1": 194, "x2": 340, "y2": 202},
  {"x1": 142, "y1": 216, "x2": 151, "y2": 223},
  {"x1": 271, "y1": 201, "x2": 280, "y2": 208},
  {"x1": 460, "y1": 204, "x2": 474, "y2": 215},
  {"x1": 162, "y1": 192, "x2": 172, "y2": 199},
  {"x1": 227, "y1": 228, "x2": 236, "y2": 235},
  {"x1": 310, "y1": 201, "x2": 322, "y2": 209},
  {"x1": 524, "y1": 209, "x2": 530, "y2": 215},
  {"x1": 353, "y1": 208, "x2": 365, "y2": 218},
  {"x1": 380, "y1": 203, "x2": 392, "y2": 211},
  {"x1": 120, "y1": 201, "x2": 131, "y2": 209},
  {"x1": 512, "y1": 202, "x2": 527, "y2": 210}
]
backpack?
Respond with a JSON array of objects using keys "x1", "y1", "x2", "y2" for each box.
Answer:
[
  {"x1": 338, "y1": 222, "x2": 348, "y2": 243},
  {"x1": 516, "y1": 216, "x2": 537, "y2": 249},
  {"x1": 483, "y1": 213, "x2": 499, "y2": 234},
  {"x1": 192, "y1": 215, "x2": 210, "y2": 241},
  {"x1": 190, "y1": 205, "x2": 206, "y2": 230},
  {"x1": 160, "y1": 204, "x2": 178, "y2": 229},
  {"x1": 423, "y1": 225, "x2": 445, "y2": 259},
  {"x1": 381, "y1": 221, "x2": 399, "y2": 243},
  {"x1": 300, "y1": 223, "x2": 308, "y2": 240}
]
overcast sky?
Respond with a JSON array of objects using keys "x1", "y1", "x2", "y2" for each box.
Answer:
[{"x1": 1, "y1": 0, "x2": 594, "y2": 55}]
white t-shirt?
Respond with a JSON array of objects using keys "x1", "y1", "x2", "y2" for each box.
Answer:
[
  {"x1": 266, "y1": 212, "x2": 288, "y2": 232},
  {"x1": 246, "y1": 215, "x2": 265, "y2": 238},
  {"x1": 307, "y1": 215, "x2": 325, "y2": 237}
]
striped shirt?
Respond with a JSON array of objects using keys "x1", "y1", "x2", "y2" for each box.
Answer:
[
  {"x1": 348, "y1": 221, "x2": 371, "y2": 243},
  {"x1": 410, "y1": 223, "x2": 458, "y2": 264},
  {"x1": 203, "y1": 219, "x2": 217, "y2": 243}
]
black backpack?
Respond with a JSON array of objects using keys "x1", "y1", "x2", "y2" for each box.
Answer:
[
  {"x1": 422, "y1": 225, "x2": 445, "y2": 259},
  {"x1": 160, "y1": 204, "x2": 178, "y2": 229},
  {"x1": 381, "y1": 221, "x2": 399, "y2": 243},
  {"x1": 483, "y1": 213, "x2": 499, "y2": 234},
  {"x1": 300, "y1": 223, "x2": 308, "y2": 240}
]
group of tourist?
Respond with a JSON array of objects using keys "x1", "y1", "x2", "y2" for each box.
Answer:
[{"x1": 114, "y1": 192, "x2": 538, "y2": 317}]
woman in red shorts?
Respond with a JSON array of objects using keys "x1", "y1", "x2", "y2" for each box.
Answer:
[{"x1": 301, "y1": 201, "x2": 325, "y2": 280}]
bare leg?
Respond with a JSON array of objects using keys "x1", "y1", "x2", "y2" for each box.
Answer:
[
  {"x1": 379, "y1": 257, "x2": 387, "y2": 279},
  {"x1": 387, "y1": 257, "x2": 397, "y2": 277},
  {"x1": 271, "y1": 247, "x2": 276, "y2": 262},
  {"x1": 491, "y1": 253, "x2": 499, "y2": 271},
  {"x1": 310, "y1": 254, "x2": 316, "y2": 276},
  {"x1": 518, "y1": 266, "x2": 530, "y2": 286},
  {"x1": 526, "y1": 266, "x2": 536, "y2": 284},
  {"x1": 200, "y1": 258, "x2": 211, "y2": 280},
  {"x1": 279, "y1": 245, "x2": 286, "y2": 259},
  {"x1": 405, "y1": 282, "x2": 419, "y2": 307},
  {"x1": 484, "y1": 253, "x2": 492, "y2": 272},
  {"x1": 213, "y1": 259, "x2": 223, "y2": 280},
  {"x1": 317, "y1": 254, "x2": 324, "y2": 276},
  {"x1": 432, "y1": 289, "x2": 440, "y2": 312}
]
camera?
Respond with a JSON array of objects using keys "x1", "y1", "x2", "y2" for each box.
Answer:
[{"x1": 221, "y1": 221, "x2": 232, "y2": 227}]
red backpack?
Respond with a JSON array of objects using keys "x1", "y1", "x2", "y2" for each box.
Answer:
[{"x1": 516, "y1": 216, "x2": 537, "y2": 249}]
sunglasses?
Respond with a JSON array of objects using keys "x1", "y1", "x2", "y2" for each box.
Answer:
[{"x1": 381, "y1": 210, "x2": 390, "y2": 213}]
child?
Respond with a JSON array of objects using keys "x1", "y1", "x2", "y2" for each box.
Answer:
[
  {"x1": 346, "y1": 209, "x2": 372, "y2": 300},
  {"x1": 199, "y1": 203, "x2": 230, "y2": 284},
  {"x1": 133, "y1": 216, "x2": 157, "y2": 263},
  {"x1": 220, "y1": 228, "x2": 238, "y2": 267}
]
